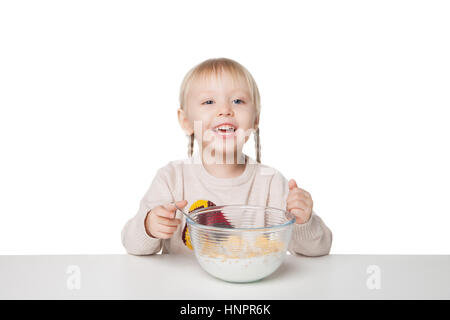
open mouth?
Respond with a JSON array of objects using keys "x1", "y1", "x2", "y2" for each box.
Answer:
[{"x1": 212, "y1": 124, "x2": 237, "y2": 138}]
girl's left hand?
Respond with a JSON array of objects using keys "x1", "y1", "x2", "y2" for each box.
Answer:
[{"x1": 287, "y1": 179, "x2": 313, "y2": 224}]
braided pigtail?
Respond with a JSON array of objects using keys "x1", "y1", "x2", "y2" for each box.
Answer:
[{"x1": 187, "y1": 133, "x2": 194, "y2": 158}]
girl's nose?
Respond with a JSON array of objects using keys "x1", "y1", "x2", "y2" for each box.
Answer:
[{"x1": 217, "y1": 104, "x2": 235, "y2": 117}]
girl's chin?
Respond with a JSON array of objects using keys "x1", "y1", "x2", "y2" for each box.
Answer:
[{"x1": 202, "y1": 143, "x2": 244, "y2": 155}]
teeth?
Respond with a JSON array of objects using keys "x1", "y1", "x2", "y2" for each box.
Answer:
[{"x1": 214, "y1": 125, "x2": 235, "y2": 132}]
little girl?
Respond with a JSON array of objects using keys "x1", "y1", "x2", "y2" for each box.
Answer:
[{"x1": 121, "y1": 58, "x2": 332, "y2": 256}]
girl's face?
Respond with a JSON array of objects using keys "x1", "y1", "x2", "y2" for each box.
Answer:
[{"x1": 178, "y1": 71, "x2": 259, "y2": 163}]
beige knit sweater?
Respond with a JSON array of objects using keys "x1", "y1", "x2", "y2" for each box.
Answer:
[{"x1": 121, "y1": 151, "x2": 332, "y2": 256}]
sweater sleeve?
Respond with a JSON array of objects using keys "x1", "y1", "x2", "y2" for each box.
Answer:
[
  {"x1": 288, "y1": 210, "x2": 333, "y2": 257},
  {"x1": 267, "y1": 170, "x2": 333, "y2": 257},
  {"x1": 121, "y1": 166, "x2": 176, "y2": 255}
]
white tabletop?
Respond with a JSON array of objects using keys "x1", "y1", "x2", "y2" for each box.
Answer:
[{"x1": 0, "y1": 254, "x2": 449, "y2": 299}]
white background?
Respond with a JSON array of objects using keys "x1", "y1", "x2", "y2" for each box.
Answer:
[{"x1": 0, "y1": 0, "x2": 449, "y2": 255}]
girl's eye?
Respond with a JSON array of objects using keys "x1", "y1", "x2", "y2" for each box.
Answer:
[
  {"x1": 202, "y1": 100, "x2": 214, "y2": 105},
  {"x1": 233, "y1": 99, "x2": 244, "y2": 104}
]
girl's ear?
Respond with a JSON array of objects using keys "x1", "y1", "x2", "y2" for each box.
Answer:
[{"x1": 177, "y1": 108, "x2": 193, "y2": 135}]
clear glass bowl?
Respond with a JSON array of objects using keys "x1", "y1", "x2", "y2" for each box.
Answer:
[{"x1": 186, "y1": 204, "x2": 296, "y2": 283}]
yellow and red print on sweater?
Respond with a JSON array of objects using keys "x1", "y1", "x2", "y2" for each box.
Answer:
[{"x1": 181, "y1": 199, "x2": 231, "y2": 250}]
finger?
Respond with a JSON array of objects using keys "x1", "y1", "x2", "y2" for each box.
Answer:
[
  {"x1": 156, "y1": 224, "x2": 178, "y2": 234},
  {"x1": 287, "y1": 198, "x2": 308, "y2": 208},
  {"x1": 288, "y1": 179, "x2": 298, "y2": 191},
  {"x1": 288, "y1": 205, "x2": 312, "y2": 220},
  {"x1": 287, "y1": 199, "x2": 309, "y2": 211},
  {"x1": 152, "y1": 231, "x2": 174, "y2": 239},
  {"x1": 301, "y1": 189, "x2": 311, "y2": 199},
  {"x1": 288, "y1": 208, "x2": 307, "y2": 218},
  {"x1": 287, "y1": 190, "x2": 307, "y2": 202},
  {"x1": 166, "y1": 199, "x2": 188, "y2": 210},
  {"x1": 152, "y1": 207, "x2": 176, "y2": 219},
  {"x1": 289, "y1": 188, "x2": 311, "y2": 199},
  {"x1": 164, "y1": 200, "x2": 188, "y2": 217},
  {"x1": 300, "y1": 195, "x2": 312, "y2": 207},
  {"x1": 287, "y1": 193, "x2": 313, "y2": 208},
  {"x1": 290, "y1": 208, "x2": 305, "y2": 215},
  {"x1": 157, "y1": 216, "x2": 182, "y2": 227},
  {"x1": 290, "y1": 208, "x2": 308, "y2": 223}
]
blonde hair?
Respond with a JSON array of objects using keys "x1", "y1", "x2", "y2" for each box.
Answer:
[{"x1": 179, "y1": 57, "x2": 261, "y2": 163}]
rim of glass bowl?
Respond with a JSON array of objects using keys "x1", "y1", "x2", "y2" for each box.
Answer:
[{"x1": 185, "y1": 204, "x2": 296, "y2": 233}]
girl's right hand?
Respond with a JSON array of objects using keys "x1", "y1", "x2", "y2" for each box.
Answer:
[{"x1": 145, "y1": 200, "x2": 188, "y2": 239}]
